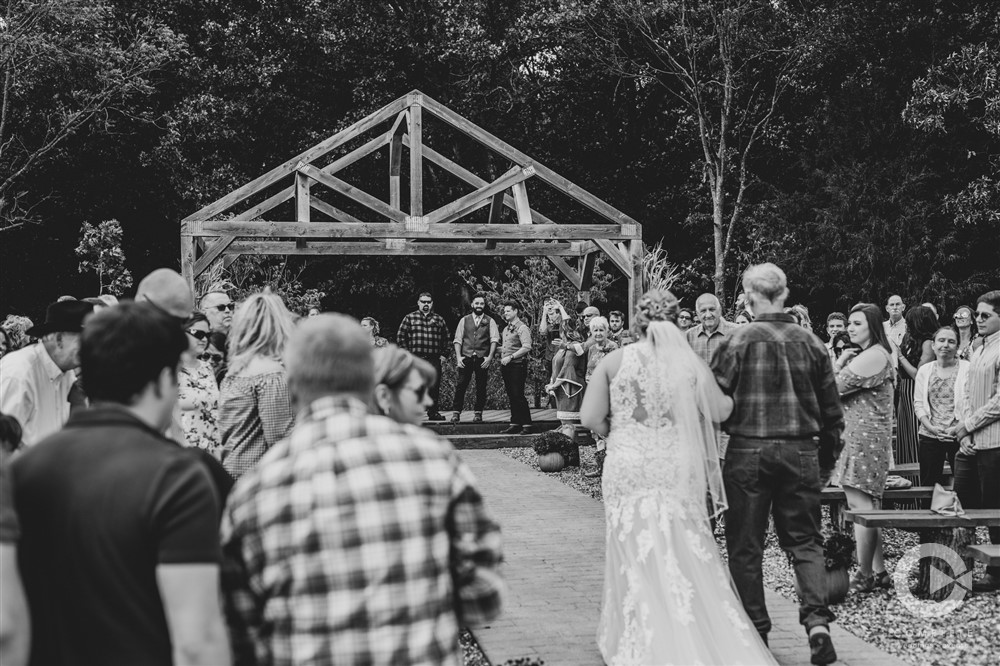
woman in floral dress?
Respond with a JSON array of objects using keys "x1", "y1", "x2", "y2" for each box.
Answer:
[
  {"x1": 831, "y1": 303, "x2": 895, "y2": 594},
  {"x1": 178, "y1": 313, "x2": 221, "y2": 456}
]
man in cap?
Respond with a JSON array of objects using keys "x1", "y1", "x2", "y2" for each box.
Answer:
[
  {"x1": 135, "y1": 268, "x2": 195, "y2": 320},
  {"x1": 0, "y1": 300, "x2": 93, "y2": 446}
]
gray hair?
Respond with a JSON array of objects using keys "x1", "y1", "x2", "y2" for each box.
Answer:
[
  {"x1": 742, "y1": 263, "x2": 789, "y2": 304},
  {"x1": 588, "y1": 316, "x2": 609, "y2": 332}
]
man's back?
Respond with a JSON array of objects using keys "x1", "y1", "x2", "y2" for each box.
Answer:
[
  {"x1": 222, "y1": 396, "x2": 503, "y2": 666},
  {"x1": 12, "y1": 406, "x2": 220, "y2": 666}
]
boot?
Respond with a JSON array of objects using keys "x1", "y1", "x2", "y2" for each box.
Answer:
[{"x1": 585, "y1": 449, "x2": 605, "y2": 478}]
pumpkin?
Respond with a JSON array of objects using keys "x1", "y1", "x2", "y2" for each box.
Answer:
[{"x1": 538, "y1": 452, "x2": 566, "y2": 473}]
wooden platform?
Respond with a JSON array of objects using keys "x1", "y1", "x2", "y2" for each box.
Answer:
[{"x1": 425, "y1": 408, "x2": 559, "y2": 424}]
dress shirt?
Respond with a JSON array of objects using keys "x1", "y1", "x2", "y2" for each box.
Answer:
[
  {"x1": 453, "y1": 314, "x2": 501, "y2": 348},
  {"x1": 221, "y1": 396, "x2": 504, "y2": 666},
  {"x1": 883, "y1": 317, "x2": 907, "y2": 348},
  {"x1": 500, "y1": 318, "x2": 532, "y2": 362},
  {"x1": 962, "y1": 331, "x2": 1000, "y2": 451},
  {"x1": 686, "y1": 319, "x2": 738, "y2": 364},
  {"x1": 397, "y1": 310, "x2": 450, "y2": 357},
  {"x1": 0, "y1": 343, "x2": 75, "y2": 446}
]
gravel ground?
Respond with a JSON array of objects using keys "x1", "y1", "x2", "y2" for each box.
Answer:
[{"x1": 486, "y1": 445, "x2": 1000, "y2": 666}]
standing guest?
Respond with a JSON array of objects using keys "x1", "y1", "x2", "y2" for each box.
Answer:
[
  {"x1": 686, "y1": 293, "x2": 737, "y2": 364},
  {"x1": 0, "y1": 414, "x2": 23, "y2": 454},
  {"x1": 499, "y1": 301, "x2": 533, "y2": 434},
  {"x1": 830, "y1": 304, "x2": 895, "y2": 594},
  {"x1": 825, "y1": 312, "x2": 847, "y2": 364},
  {"x1": 914, "y1": 326, "x2": 969, "y2": 490},
  {"x1": 179, "y1": 313, "x2": 221, "y2": 456},
  {"x1": 883, "y1": 294, "x2": 907, "y2": 349},
  {"x1": 711, "y1": 263, "x2": 843, "y2": 664},
  {"x1": 204, "y1": 332, "x2": 228, "y2": 384},
  {"x1": 220, "y1": 315, "x2": 504, "y2": 664},
  {"x1": 896, "y1": 305, "x2": 939, "y2": 466},
  {"x1": 136, "y1": 268, "x2": 196, "y2": 320},
  {"x1": 953, "y1": 304, "x2": 979, "y2": 360},
  {"x1": 791, "y1": 304, "x2": 813, "y2": 332},
  {"x1": 677, "y1": 307, "x2": 695, "y2": 331},
  {"x1": 451, "y1": 294, "x2": 500, "y2": 424},
  {"x1": 11, "y1": 302, "x2": 230, "y2": 666},
  {"x1": 734, "y1": 311, "x2": 752, "y2": 326},
  {"x1": 583, "y1": 316, "x2": 618, "y2": 479},
  {"x1": 396, "y1": 292, "x2": 449, "y2": 421},
  {"x1": 373, "y1": 345, "x2": 438, "y2": 425},
  {"x1": 0, "y1": 300, "x2": 92, "y2": 446},
  {"x1": 200, "y1": 288, "x2": 235, "y2": 334},
  {"x1": 538, "y1": 299, "x2": 565, "y2": 408},
  {"x1": 361, "y1": 316, "x2": 389, "y2": 347},
  {"x1": 951, "y1": 290, "x2": 1000, "y2": 593},
  {"x1": 218, "y1": 291, "x2": 296, "y2": 479},
  {"x1": 581, "y1": 305, "x2": 600, "y2": 337},
  {"x1": 1, "y1": 449, "x2": 30, "y2": 666}
]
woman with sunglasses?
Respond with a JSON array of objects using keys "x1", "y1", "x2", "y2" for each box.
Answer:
[
  {"x1": 953, "y1": 305, "x2": 980, "y2": 360},
  {"x1": 371, "y1": 345, "x2": 436, "y2": 426},
  {"x1": 178, "y1": 313, "x2": 221, "y2": 456}
]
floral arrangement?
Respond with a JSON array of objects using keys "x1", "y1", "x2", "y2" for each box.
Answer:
[
  {"x1": 822, "y1": 532, "x2": 855, "y2": 571},
  {"x1": 531, "y1": 431, "x2": 576, "y2": 458}
]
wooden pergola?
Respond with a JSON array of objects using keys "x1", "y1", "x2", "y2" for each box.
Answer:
[{"x1": 180, "y1": 90, "x2": 644, "y2": 311}]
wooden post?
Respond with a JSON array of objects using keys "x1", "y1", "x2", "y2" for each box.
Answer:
[
  {"x1": 295, "y1": 168, "x2": 310, "y2": 249},
  {"x1": 511, "y1": 181, "x2": 532, "y2": 225},
  {"x1": 408, "y1": 103, "x2": 422, "y2": 216},
  {"x1": 389, "y1": 133, "x2": 402, "y2": 210},
  {"x1": 180, "y1": 234, "x2": 196, "y2": 292},
  {"x1": 485, "y1": 191, "x2": 504, "y2": 250},
  {"x1": 577, "y1": 252, "x2": 597, "y2": 303},
  {"x1": 628, "y1": 239, "x2": 645, "y2": 317}
]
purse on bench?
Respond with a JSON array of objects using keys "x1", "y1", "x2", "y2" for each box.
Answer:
[{"x1": 929, "y1": 483, "x2": 965, "y2": 517}]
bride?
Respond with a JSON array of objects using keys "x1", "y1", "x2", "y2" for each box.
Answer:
[{"x1": 581, "y1": 289, "x2": 775, "y2": 665}]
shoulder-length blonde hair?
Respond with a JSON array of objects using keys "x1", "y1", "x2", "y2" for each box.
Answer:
[{"x1": 227, "y1": 290, "x2": 296, "y2": 374}]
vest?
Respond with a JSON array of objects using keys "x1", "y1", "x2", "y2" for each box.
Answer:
[{"x1": 460, "y1": 315, "x2": 494, "y2": 357}]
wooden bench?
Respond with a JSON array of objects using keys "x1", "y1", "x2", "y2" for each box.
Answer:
[
  {"x1": 964, "y1": 544, "x2": 1000, "y2": 568},
  {"x1": 823, "y1": 486, "x2": 936, "y2": 532}
]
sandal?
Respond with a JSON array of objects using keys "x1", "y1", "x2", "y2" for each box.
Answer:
[
  {"x1": 874, "y1": 570, "x2": 892, "y2": 589},
  {"x1": 849, "y1": 570, "x2": 876, "y2": 595}
]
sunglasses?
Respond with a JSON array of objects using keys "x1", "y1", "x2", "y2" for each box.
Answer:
[
  {"x1": 974, "y1": 311, "x2": 995, "y2": 321},
  {"x1": 679, "y1": 314, "x2": 692, "y2": 320},
  {"x1": 418, "y1": 300, "x2": 432, "y2": 305},
  {"x1": 198, "y1": 352, "x2": 224, "y2": 362},
  {"x1": 953, "y1": 313, "x2": 970, "y2": 320},
  {"x1": 187, "y1": 329, "x2": 210, "y2": 341},
  {"x1": 210, "y1": 303, "x2": 235, "y2": 313}
]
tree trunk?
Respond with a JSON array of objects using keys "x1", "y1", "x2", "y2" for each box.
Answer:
[{"x1": 712, "y1": 181, "x2": 726, "y2": 310}]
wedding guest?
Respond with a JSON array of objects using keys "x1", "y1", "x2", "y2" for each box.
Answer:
[
  {"x1": 583, "y1": 316, "x2": 618, "y2": 479},
  {"x1": 792, "y1": 304, "x2": 813, "y2": 332},
  {"x1": 686, "y1": 293, "x2": 736, "y2": 364},
  {"x1": 0, "y1": 414, "x2": 22, "y2": 454},
  {"x1": 896, "y1": 305, "x2": 939, "y2": 465},
  {"x1": 711, "y1": 263, "x2": 842, "y2": 664},
  {"x1": 883, "y1": 294, "x2": 907, "y2": 349},
  {"x1": 203, "y1": 332, "x2": 228, "y2": 384},
  {"x1": 451, "y1": 294, "x2": 500, "y2": 424},
  {"x1": 11, "y1": 302, "x2": 230, "y2": 665},
  {"x1": 136, "y1": 268, "x2": 195, "y2": 320},
  {"x1": 677, "y1": 308, "x2": 695, "y2": 331},
  {"x1": 953, "y1": 304, "x2": 979, "y2": 360},
  {"x1": 608, "y1": 310, "x2": 633, "y2": 346},
  {"x1": 538, "y1": 299, "x2": 566, "y2": 403},
  {"x1": 831, "y1": 303, "x2": 895, "y2": 594},
  {"x1": 361, "y1": 316, "x2": 389, "y2": 347},
  {"x1": 200, "y1": 288, "x2": 235, "y2": 334},
  {"x1": 825, "y1": 312, "x2": 847, "y2": 364},
  {"x1": 0, "y1": 449, "x2": 29, "y2": 666},
  {"x1": 734, "y1": 311, "x2": 752, "y2": 326},
  {"x1": 952, "y1": 290, "x2": 1000, "y2": 593},
  {"x1": 914, "y1": 326, "x2": 968, "y2": 490},
  {"x1": 546, "y1": 310, "x2": 587, "y2": 439},
  {"x1": 0, "y1": 300, "x2": 91, "y2": 446},
  {"x1": 373, "y1": 345, "x2": 437, "y2": 426},
  {"x1": 179, "y1": 313, "x2": 220, "y2": 456},
  {"x1": 499, "y1": 301, "x2": 533, "y2": 434},
  {"x1": 396, "y1": 293, "x2": 449, "y2": 421},
  {"x1": 218, "y1": 291, "x2": 295, "y2": 479},
  {"x1": 0, "y1": 315, "x2": 34, "y2": 353},
  {"x1": 220, "y1": 315, "x2": 503, "y2": 664}
]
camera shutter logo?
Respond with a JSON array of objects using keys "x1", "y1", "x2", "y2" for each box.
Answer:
[{"x1": 892, "y1": 543, "x2": 970, "y2": 618}]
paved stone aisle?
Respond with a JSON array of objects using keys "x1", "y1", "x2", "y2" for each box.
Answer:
[{"x1": 461, "y1": 450, "x2": 906, "y2": 666}]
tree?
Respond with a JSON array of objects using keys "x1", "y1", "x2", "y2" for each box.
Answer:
[
  {"x1": 581, "y1": 0, "x2": 813, "y2": 306},
  {"x1": 75, "y1": 219, "x2": 132, "y2": 295}
]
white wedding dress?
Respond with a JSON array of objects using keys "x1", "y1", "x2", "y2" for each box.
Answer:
[{"x1": 598, "y1": 341, "x2": 776, "y2": 666}]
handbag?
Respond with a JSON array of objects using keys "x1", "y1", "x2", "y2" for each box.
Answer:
[{"x1": 930, "y1": 483, "x2": 965, "y2": 516}]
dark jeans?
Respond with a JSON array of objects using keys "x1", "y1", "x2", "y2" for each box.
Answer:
[
  {"x1": 500, "y1": 362, "x2": 531, "y2": 425},
  {"x1": 724, "y1": 437, "x2": 835, "y2": 636},
  {"x1": 953, "y1": 449, "x2": 1000, "y2": 577},
  {"x1": 417, "y1": 354, "x2": 443, "y2": 415},
  {"x1": 917, "y1": 435, "x2": 958, "y2": 489},
  {"x1": 452, "y1": 356, "x2": 488, "y2": 412}
]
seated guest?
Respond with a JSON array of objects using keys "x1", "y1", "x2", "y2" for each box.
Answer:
[
  {"x1": 218, "y1": 290, "x2": 296, "y2": 479},
  {"x1": 11, "y1": 302, "x2": 230, "y2": 665},
  {"x1": 220, "y1": 314, "x2": 504, "y2": 664},
  {"x1": 372, "y1": 345, "x2": 437, "y2": 426},
  {"x1": 179, "y1": 313, "x2": 221, "y2": 456}
]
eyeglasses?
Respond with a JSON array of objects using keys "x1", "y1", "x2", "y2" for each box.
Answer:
[
  {"x1": 974, "y1": 311, "x2": 995, "y2": 321},
  {"x1": 198, "y1": 353, "x2": 224, "y2": 362},
  {"x1": 953, "y1": 313, "x2": 970, "y2": 320},
  {"x1": 403, "y1": 384, "x2": 428, "y2": 401},
  {"x1": 187, "y1": 329, "x2": 210, "y2": 341},
  {"x1": 210, "y1": 303, "x2": 235, "y2": 313},
  {"x1": 418, "y1": 300, "x2": 432, "y2": 305}
]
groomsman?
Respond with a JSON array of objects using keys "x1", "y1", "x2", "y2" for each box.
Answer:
[
  {"x1": 499, "y1": 301, "x2": 533, "y2": 434},
  {"x1": 397, "y1": 292, "x2": 450, "y2": 421},
  {"x1": 451, "y1": 295, "x2": 500, "y2": 423}
]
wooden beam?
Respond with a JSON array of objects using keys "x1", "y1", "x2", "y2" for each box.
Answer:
[
  {"x1": 183, "y1": 221, "x2": 634, "y2": 240},
  {"x1": 409, "y1": 102, "x2": 423, "y2": 216},
  {"x1": 310, "y1": 196, "x2": 365, "y2": 225},
  {"x1": 420, "y1": 93, "x2": 641, "y2": 230},
  {"x1": 226, "y1": 241, "x2": 585, "y2": 257},
  {"x1": 511, "y1": 181, "x2": 532, "y2": 225},
  {"x1": 578, "y1": 251, "x2": 598, "y2": 292},
  {"x1": 549, "y1": 256, "x2": 584, "y2": 290},
  {"x1": 320, "y1": 129, "x2": 392, "y2": 177},
  {"x1": 297, "y1": 164, "x2": 407, "y2": 223},
  {"x1": 594, "y1": 238, "x2": 631, "y2": 277},
  {"x1": 423, "y1": 165, "x2": 533, "y2": 225},
  {"x1": 180, "y1": 235, "x2": 196, "y2": 290},
  {"x1": 629, "y1": 239, "x2": 645, "y2": 317},
  {"x1": 389, "y1": 134, "x2": 402, "y2": 209},
  {"x1": 295, "y1": 169, "x2": 310, "y2": 249},
  {"x1": 184, "y1": 94, "x2": 410, "y2": 222}
]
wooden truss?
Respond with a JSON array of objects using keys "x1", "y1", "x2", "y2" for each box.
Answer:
[{"x1": 180, "y1": 90, "x2": 644, "y2": 310}]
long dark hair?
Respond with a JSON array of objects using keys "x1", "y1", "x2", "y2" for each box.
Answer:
[
  {"x1": 849, "y1": 303, "x2": 893, "y2": 355},
  {"x1": 902, "y1": 305, "x2": 939, "y2": 366}
]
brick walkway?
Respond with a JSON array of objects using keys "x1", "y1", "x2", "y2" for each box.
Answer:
[{"x1": 461, "y1": 450, "x2": 907, "y2": 666}]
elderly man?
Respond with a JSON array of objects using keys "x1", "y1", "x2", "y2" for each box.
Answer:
[
  {"x1": 686, "y1": 293, "x2": 737, "y2": 364},
  {"x1": 221, "y1": 314, "x2": 504, "y2": 664},
  {"x1": 883, "y1": 294, "x2": 907, "y2": 349},
  {"x1": 0, "y1": 300, "x2": 92, "y2": 446},
  {"x1": 200, "y1": 289, "x2": 235, "y2": 334},
  {"x1": 711, "y1": 263, "x2": 844, "y2": 665}
]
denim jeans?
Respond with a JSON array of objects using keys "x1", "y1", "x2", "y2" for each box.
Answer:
[
  {"x1": 953, "y1": 449, "x2": 1000, "y2": 577},
  {"x1": 724, "y1": 437, "x2": 835, "y2": 636},
  {"x1": 452, "y1": 356, "x2": 489, "y2": 412},
  {"x1": 917, "y1": 435, "x2": 958, "y2": 491},
  {"x1": 416, "y1": 354, "x2": 442, "y2": 415}
]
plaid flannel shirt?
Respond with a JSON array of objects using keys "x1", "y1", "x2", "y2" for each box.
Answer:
[
  {"x1": 396, "y1": 311, "x2": 450, "y2": 357},
  {"x1": 220, "y1": 396, "x2": 504, "y2": 666},
  {"x1": 710, "y1": 312, "x2": 845, "y2": 469}
]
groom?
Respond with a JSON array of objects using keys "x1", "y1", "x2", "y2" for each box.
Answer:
[{"x1": 711, "y1": 263, "x2": 845, "y2": 665}]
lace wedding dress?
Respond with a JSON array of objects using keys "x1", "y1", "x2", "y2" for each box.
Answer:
[{"x1": 598, "y1": 342, "x2": 776, "y2": 665}]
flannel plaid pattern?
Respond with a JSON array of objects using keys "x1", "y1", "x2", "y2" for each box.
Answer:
[
  {"x1": 220, "y1": 396, "x2": 504, "y2": 666},
  {"x1": 686, "y1": 318, "x2": 738, "y2": 364},
  {"x1": 710, "y1": 312, "x2": 844, "y2": 464},
  {"x1": 396, "y1": 311, "x2": 450, "y2": 357},
  {"x1": 218, "y1": 371, "x2": 295, "y2": 479}
]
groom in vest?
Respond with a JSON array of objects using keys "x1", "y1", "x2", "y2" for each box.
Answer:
[{"x1": 451, "y1": 294, "x2": 501, "y2": 423}]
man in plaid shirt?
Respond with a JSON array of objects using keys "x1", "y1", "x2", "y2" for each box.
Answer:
[
  {"x1": 221, "y1": 314, "x2": 504, "y2": 666},
  {"x1": 711, "y1": 263, "x2": 844, "y2": 666},
  {"x1": 397, "y1": 292, "x2": 450, "y2": 421}
]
